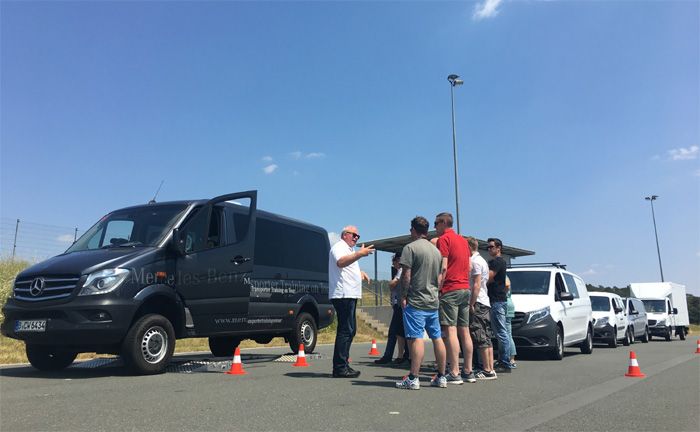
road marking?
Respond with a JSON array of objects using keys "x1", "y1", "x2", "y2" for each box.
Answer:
[{"x1": 488, "y1": 354, "x2": 697, "y2": 432}]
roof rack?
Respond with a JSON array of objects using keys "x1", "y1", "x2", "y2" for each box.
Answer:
[{"x1": 508, "y1": 262, "x2": 567, "y2": 270}]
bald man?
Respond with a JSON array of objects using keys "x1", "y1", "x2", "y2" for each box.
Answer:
[{"x1": 329, "y1": 225, "x2": 374, "y2": 378}]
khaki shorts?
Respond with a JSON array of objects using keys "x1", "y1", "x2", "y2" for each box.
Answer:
[
  {"x1": 439, "y1": 289, "x2": 470, "y2": 327},
  {"x1": 469, "y1": 302, "x2": 493, "y2": 348}
]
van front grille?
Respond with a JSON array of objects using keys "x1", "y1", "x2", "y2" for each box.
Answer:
[
  {"x1": 511, "y1": 312, "x2": 526, "y2": 329},
  {"x1": 14, "y1": 276, "x2": 80, "y2": 302},
  {"x1": 648, "y1": 319, "x2": 657, "y2": 326}
]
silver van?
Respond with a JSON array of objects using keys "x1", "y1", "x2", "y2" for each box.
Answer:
[{"x1": 623, "y1": 297, "x2": 649, "y2": 343}]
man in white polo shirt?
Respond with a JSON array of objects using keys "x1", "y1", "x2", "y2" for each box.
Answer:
[{"x1": 329, "y1": 225, "x2": 374, "y2": 378}]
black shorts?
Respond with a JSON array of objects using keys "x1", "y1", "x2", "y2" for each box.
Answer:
[{"x1": 469, "y1": 302, "x2": 493, "y2": 348}]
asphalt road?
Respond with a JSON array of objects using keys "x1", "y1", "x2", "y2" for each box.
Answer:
[{"x1": 1, "y1": 337, "x2": 698, "y2": 432}]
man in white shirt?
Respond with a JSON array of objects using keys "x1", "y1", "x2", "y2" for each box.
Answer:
[
  {"x1": 467, "y1": 237, "x2": 496, "y2": 380},
  {"x1": 329, "y1": 225, "x2": 374, "y2": 378}
]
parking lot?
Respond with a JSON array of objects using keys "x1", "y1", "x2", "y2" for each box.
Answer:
[{"x1": 1, "y1": 337, "x2": 698, "y2": 431}]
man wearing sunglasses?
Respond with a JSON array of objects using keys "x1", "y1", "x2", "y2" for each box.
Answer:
[{"x1": 329, "y1": 225, "x2": 374, "y2": 378}]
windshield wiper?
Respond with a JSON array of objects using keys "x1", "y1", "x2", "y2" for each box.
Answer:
[{"x1": 101, "y1": 241, "x2": 144, "y2": 249}]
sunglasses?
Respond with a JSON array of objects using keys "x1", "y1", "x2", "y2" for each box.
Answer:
[{"x1": 345, "y1": 232, "x2": 360, "y2": 240}]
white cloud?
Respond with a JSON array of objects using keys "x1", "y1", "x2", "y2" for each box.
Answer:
[
  {"x1": 262, "y1": 164, "x2": 278, "y2": 174},
  {"x1": 581, "y1": 268, "x2": 598, "y2": 276},
  {"x1": 290, "y1": 151, "x2": 302, "y2": 160},
  {"x1": 305, "y1": 152, "x2": 325, "y2": 159},
  {"x1": 668, "y1": 145, "x2": 698, "y2": 161},
  {"x1": 56, "y1": 234, "x2": 75, "y2": 243},
  {"x1": 328, "y1": 232, "x2": 341, "y2": 245},
  {"x1": 473, "y1": 0, "x2": 503, "y2": 21},
  {"x1": 261, "y1": 156, "x2": 273, "y2": 162}
]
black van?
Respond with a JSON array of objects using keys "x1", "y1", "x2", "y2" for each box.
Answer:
[{"x1": 1, "y1": 191, "x2": 334, "y2": 374}]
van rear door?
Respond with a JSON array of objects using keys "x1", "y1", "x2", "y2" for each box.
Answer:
[{"x1": 176, "y1": 191, "x2": 257, "y2": 335}]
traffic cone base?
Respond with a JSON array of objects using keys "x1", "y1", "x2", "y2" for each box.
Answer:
[
  {"x1": 368, "y1": 339, "x2": 380, "y2": 356},
  {"x1": 293, "y1": 344, "x2": 309, "y2": 367},
  {"x1": 225, "y1": 347, "x2": 247, "y2": 375},
  {"x1": 624, "y1": 351, "x2": 645, "y2": 378}
]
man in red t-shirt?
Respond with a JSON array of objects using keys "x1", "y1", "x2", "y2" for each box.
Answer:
[{"x1": 434, "y1": 212, "x2": 475, "y2": 383}]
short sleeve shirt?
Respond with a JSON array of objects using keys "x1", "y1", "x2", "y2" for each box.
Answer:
[
  {"x1": 470, "y1": 253, "x2": 490, "y2": 307},
  {"x1": 400, "y1": 238, "x2": 442, "y2": 310},
  {"x1": 436, "y1": 228, "x2": 470, "y2": 293},
  {"x1": 487, "y1": 256, "x2": 507, "y2": 303},
  {"x1": 328, "y1": 240, "x2": 361, "y2": 299}
]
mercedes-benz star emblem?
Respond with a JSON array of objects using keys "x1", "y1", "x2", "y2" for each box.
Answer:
[{"x1": 29, "y1": 278, "x2": 45, "y2": 297}]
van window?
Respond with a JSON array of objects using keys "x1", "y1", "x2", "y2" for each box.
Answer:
[
  {"x1": 641, "y1": 299, "x2": 665, "y2": 313},
  {"x1": 67, "y1": 204, "x2": 188, "y2": 252},
  {"x1": 228, "y1": 199, "x2": 252, "y2": 245},
  {"x1": 180, "y1": 205, "x2": 225, "y2": 253},
  {"x1": 562, "y1": 274, "x2": 580, "y2": 298},
  {"x1": 254, "y1": 218, "x2": 326, "y2": 273},
  {"x1": 507, "y1": 271, "x2": 550, "y2": 295},
  {"x1": 627, "y1": 299, "x2": 636, "y2": 314},
  {"x1": 590, "y1": 296, "x2": 610, "y2": 311}
]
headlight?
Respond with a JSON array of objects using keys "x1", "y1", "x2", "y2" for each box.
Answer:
[
  {"x1": 594, "y1": 317, "x2": 609, "y2": 328},
  {"x1": 527, "y1": 306, "x2": 550, "y2": 324},
  {"x1": 79, "y1": 269, "x2": 130, "y2": 296}
]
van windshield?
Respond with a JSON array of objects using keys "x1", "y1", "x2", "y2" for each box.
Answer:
[
  {"x1": 590, "y1": 296, "x2": 611, "y2": 311},
  {"x1": 66, "y1": 204, "x2": 189, "y2": 252},
  {"x1": 641, "y1": 299, "x2": 666, "y2": 313},
  {"x1": 507, "y1": 271, "x2": 550, "y2": 295}
]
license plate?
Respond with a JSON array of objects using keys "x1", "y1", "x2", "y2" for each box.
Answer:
[{"x1": 15, "y1": 320, "x2": 47, "y2": 332}]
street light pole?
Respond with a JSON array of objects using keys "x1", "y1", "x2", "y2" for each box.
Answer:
[
  {"x1": 644, "y1": 195, "x2": 665, "y2": 282},
  {"x1": 448, "y1": 74, "x2": 464, "y2": 234}
]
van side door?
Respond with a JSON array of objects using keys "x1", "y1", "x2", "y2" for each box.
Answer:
[
  {"x1": 562, "y1": 273, "x2": 586, "y2": 342},
  {"x1": 175, "y1": 192, "x2": 257, "y2": 335},
  {"x1": 554, "y1": 272, "x2": 575, "y2": 344}
]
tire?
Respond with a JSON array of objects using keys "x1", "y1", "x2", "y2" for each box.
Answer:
[
  {"x1": 26, "y1": 345, "x2": 77, "y2": 371},
  {"x1": 641, "y1": 327, "x2": 649, "y2": 343},
  {"x1": 622, "y1": 327, "x2": 631, "y2": 346},
  {"x1": 208, "y1": 336, "x2": 241, "y2": 357},
  {"x1": 608, "y1": 326, "x2": 618, "y2": 348},
  {"x1": 288, "y1": 312, "x2": 317, "y2": 354},
  {"x1": 121, "y1": 314, "x2": 175, "y2": 375},
  {"x1": 664, "y1": 327, "x2": 671, "y2": 341},
  {"x1": 550, "y1": 326, "x2": 564, "y2": 360},
  {"x1": 580, "y1": 325, "x2": 593, "y2": 354},
  {"x1": 679, "y1": 327, "x2": 686, "y2": 341}
]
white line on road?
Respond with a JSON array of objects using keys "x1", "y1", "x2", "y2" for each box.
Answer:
[{"x1": 487, "y1": 354, "x2": 697, "y2": 432}]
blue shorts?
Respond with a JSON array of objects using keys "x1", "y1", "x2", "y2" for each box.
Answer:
[{"x1": 403, "y1": 305, "x2": 441, "y2": 339}]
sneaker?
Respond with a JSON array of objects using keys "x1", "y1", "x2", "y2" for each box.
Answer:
[
  {"x1": 396, "y1": 375, "x2": 420, "y2": 390},
  {"x1": 475, "y1": 370, "x2": 498, "y2": 381},
  {"x1": 430, "y1": 374, "x2": 447, "y2": 388},
  {"x1": 495, "y1": 362, "x2": 513, "y2": 373},
  {"x1": 446, "y1": 372, "x2": 464, "y2": 385},
  {"x1": 374, "y1": 357, "x2": 392, "y2": 365},
  {"x1": 392, "y1": 357, "x2": 409, "y2": 365},
  {"x1": 461, "y1": 371, "x2": 477, "y2": 383}
]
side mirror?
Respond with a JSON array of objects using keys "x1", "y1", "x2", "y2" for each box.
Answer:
[
  {"x1": 614, "y1": 306, "x2": 623, "y2": 314},
  {"x1": 559, "y1": 292, "x2": 574, "y2": 301},
  {"x1": 171, "y1": 228, "x2": 186, "y2": 256},
  {"x1": 672, "y1": 307, "x2": 678, "y2": 315}
]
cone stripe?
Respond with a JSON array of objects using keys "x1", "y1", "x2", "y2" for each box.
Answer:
[{"x1": 629, "y1": 359, "x2": 638, "y2": 367}]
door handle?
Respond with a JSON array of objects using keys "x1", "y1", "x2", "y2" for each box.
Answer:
[{"x1": 231, "y1": 256, "x2": 251, "y2": 265}]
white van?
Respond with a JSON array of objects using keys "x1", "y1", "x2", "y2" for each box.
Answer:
[
  {"x1": 590, "y1": 292, "x2": 632, "y2": 347},
  {"x1": 623, "y1": 297, "x2": 649, "y2": 343},
  {"x1": 508, "y1": 264, "x2": 594, "y2": 360}
]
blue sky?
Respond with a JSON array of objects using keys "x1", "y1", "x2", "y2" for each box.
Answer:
[{"x1": 1, "y1": 1, "x2": 698, "y2": 294}]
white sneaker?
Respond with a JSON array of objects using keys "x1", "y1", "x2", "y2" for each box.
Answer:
[
  {"x1": 430, "y1": 374, "x2": 447, "y2": 388},
  {"x1": 396, "y1": 375, "x2": 420, "y2": 390}
]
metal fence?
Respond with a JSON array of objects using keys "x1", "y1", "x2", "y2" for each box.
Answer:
[{"x1": 0, "y1": 217, "x2": 81, "y2": 262}]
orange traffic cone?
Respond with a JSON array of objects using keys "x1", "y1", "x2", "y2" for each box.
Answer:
[
  {"x1": 695, "y1": 339, "x2": 700, "y2": 354},
  {"x1": 224, "y1": 347, "x2": 247, "y2": 375},
  {"x1": 624, "y1": 351, "x2": 645, "y2": 378},
  {"x1": 368, "y1": 339, "x2": 380, "y2": 356},
  {"x1": 293, "y1": 344, "x2": 310, "y2": 367}
]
